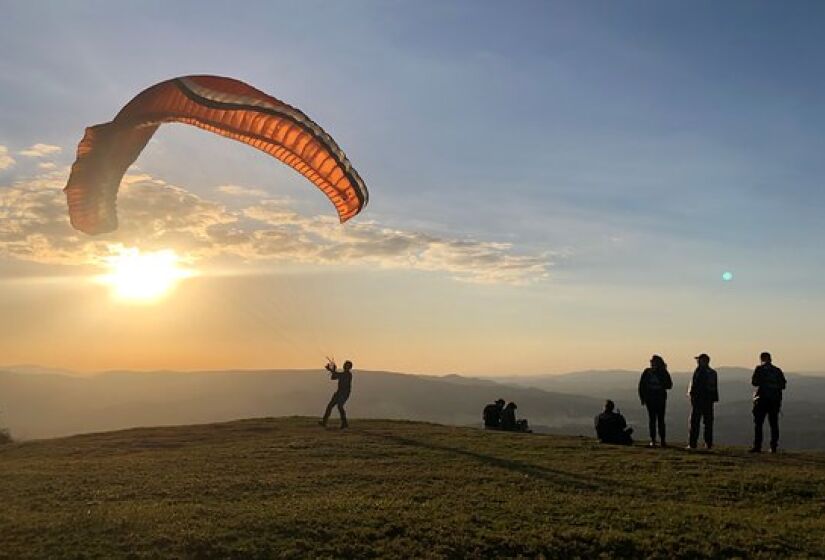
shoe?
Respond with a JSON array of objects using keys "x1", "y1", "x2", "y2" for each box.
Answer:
[
  {"x1": 340, "y1": 424, "x2": 349, "y2": 430},
  {"x1": 685, "y1": 445, "x2": 696, "y2": 451},
  {"x1": 705, "y1": 444, "x2": 713, "y2": 450},
  {"x1": 770, "y1": 446, "x2": 778, "y2": 454},
  {"x1": 748, "y1": 447, "x2": 761, "y2": 453},
  {"x1": 648, "y1": 441, "x2": 657, "y2": 448},
  {"x1": 318, "y1": 420, "x2": 327, "y2": 428},
  {"x1": 660, "y1": 442, "x2": 668, "y2": 448}
]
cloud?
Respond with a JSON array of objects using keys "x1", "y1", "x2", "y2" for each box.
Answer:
[
  {"x1": 241, "y1": 208, "x2": 552, "y2": 284},
  {"x1": 38, "y1": 162, "x2": 57, "y2": 170},
  {"x1": 19, "y1": 143, "x2": 62, "y2": 158},
  {"x1": 0, "y1": 168, "x2": 553, "y2": 284},
  {"x1": 0, "y1": 146, "x2": 14, "y2": 170},
  {"x1": 0, "y1": 170, "x2": 234, "y2": 266},
  {"x1": 215, "y1": 184, "x2": 268, "y2": 198}
]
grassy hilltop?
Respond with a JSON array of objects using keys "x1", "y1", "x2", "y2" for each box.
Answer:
[{"x1": 2, "y1": 418, "x2": 825, "y2": 559}]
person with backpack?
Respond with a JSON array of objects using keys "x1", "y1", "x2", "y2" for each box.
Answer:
[
  {"x1": 687, "y1": 353, "x2": 719, "y2": 450},
  {"x1": 483, "y1": 399, "x2": 505, "y2": 429},
  {"x1": 750, "y1": 352, "x2": 787, "y2": 454},
  {"x1": 595, "y1": 400, "x2": 633, "y2": 445},
  {"x1": 638, "y1": 354, "x2": 673, "y2": 447},
  {"x1": 500, "y1": 402, "x2": 531, "y2": 433}
]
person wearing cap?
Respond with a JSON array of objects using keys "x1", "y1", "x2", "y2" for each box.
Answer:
[
  {"x1": 750, "y1": 352, "x2": 787, "y2": 453},
  {"x1": 320, "y1": 359, "x2": 353, "y2": 429},
  {"x1": 483, "y1": 398, "x2": 506, "y2": 429},
  {"x1": 638, "y1": 354, "x2": 673, "y2": 447},
  {"x1": 687, "y1": 353, "x2": 719, "y2": 450}
]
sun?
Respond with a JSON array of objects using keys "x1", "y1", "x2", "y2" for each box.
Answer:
[{"x1": 98, "y1": 247, "x2": 193, "y2": 303}]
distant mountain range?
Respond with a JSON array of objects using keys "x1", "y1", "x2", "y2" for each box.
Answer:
[
  {"x1": 0, "y1": 367, "x2": 598, "y2": 440},
  {"x1": 2, "y1": 366, "x2": 824, "y2": 449}
]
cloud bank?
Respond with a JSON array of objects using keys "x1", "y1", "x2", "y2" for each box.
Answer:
[
  {"x1": 215, "y1": 184, "x2": 268, "y2": 198},
  {"x1": 0, "y1": 167, "x2": 552, "y2": 284},
  {"x1": 0, "y1": 146, "x2": 14, "y2": 170},
  {"x1": 19, "y1": 143, "x2": 62, "y2": 158}
]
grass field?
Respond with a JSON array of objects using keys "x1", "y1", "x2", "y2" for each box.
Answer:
[{"x1": 2, "y1": 417, "x2": 825, "y2": 559}]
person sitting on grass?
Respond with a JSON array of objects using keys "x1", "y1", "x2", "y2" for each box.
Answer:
[
  {"x1": 319, "y1": 360, "x2": 353, "y2": 429},
  {"x1": 500, "y1": 401, "x2": 532, "y2": 433},
  {"x1": 595, "y1": 400, "x2": 633, "y2": 445},
  {"x1": 483, "y1": 398, "x2": 506, "y2": 429}
]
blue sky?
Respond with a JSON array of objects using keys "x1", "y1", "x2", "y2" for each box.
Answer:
[{"x1": 0, "y1": 1, "x2": 823, "y2": 373}]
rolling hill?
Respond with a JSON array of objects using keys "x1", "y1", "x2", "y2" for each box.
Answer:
[
  {"x1": 0, "y1": 369, "x2": 599, "y2": 440},
  {"x1": 3, "y1": 367, "x2": 825, "y2": 449},
  {"x1": 2, "y1": 417, "x2": 825, "y2": 559}
]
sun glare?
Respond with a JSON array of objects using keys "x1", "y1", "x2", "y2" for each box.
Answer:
[{"x1": 98, "y1": 248, "x2": 193, "y2": 303}]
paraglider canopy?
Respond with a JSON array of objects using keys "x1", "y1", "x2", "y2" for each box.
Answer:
[{"x1": 64, "y1": 75, "x2": 368, "y2": 235}]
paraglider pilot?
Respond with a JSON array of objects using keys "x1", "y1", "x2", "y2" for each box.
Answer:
[{"x1": 320, "y1": 360, "x2": 353, "y2": 429}]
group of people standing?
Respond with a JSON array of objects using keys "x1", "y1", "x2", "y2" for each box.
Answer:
[
  {"x1": 599, "y1": 351, "x2": 787, "y2": 452},
  {"x1": 637, "y1": 353, "x2": 721, "y2": 449}
]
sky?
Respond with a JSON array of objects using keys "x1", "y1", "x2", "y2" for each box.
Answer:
[{"x1": 1, "y1": 1, "x2": 824, "y2": 375}]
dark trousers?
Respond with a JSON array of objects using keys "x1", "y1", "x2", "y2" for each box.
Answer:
[
  {"x1": 753, "y1": 399, "x2": 781, "y2": 450},
  {"x1": 603, "y1": 428, "x2": 634, "y2": 446},
  {"x1": 322, "y1": 391, "x2": 350, "y2": 426},
  {"x1": 689, "y1": 399, "x2": 714, "y2": 448},
  {"x1": 645, "y1": 399, "x2": 667, "y2": 443}
]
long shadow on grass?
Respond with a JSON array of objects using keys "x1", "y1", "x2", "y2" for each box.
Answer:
[{"x1": 363, "y1": 431, "x2": 616, "y2": 493}]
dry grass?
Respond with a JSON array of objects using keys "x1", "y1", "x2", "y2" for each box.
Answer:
[{"x1": 1, "y1": 417, "x2": 825, "y2": 559}]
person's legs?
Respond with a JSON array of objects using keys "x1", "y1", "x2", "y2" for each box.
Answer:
[
  {"x1": 337, "y1": 392, "x2": 350, "y2": 428},
  {"x1": 321, "y1": 394, "x2": 338, "y2": 426},
  {"x1": 768, "y1": 402, "x2": 780, "y2": 451},
  {"x1": 753, "y1": 401, "x2": 767, "y2": 450},
  {"x1": 703, "y1": 402, "x2": 714, "y2": 448},
  {"x1": 656, "y1": 400, "x2": 667, "y2": 446},
  {"x1": 688, "y1": 404, "x2": 701, "y2": 448},
  {"x1": 620, "y1": 429, "x2": 633, "y2": 445},
  {"x1": 337, "y1": 402, "x2": 348, "y2": 428},
  {"x1": 646, "y1": 402, "x2": 657, "y2": 442}
]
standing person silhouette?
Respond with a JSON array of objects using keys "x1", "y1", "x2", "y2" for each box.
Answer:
[
  {"x1": 687, "y1": 353, "x2": 718, "y2": 450},
  {"x1": 638, "y1": 354, "x2": 673, "y2": 447},
  {"x1": 750, "y1": 352, "x2": 787, "y2": 453},
  {"x1": 320, "y1": 360, "x2": 353, "y2": 429}
]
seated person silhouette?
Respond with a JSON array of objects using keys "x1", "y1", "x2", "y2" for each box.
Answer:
[
  {"x1": 595, "y1": 400, "x2": 633, "y2": 445},
  {"x1": 500, "y1": 402, "x2": 532, "y2": 433},
  {"x1": 483, "y1": 398, "x2": 505, "y2": 429}
]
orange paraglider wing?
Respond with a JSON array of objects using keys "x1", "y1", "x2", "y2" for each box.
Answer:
[{"x1": 64, "y1": 75, "x2": 368, "y2": 235}]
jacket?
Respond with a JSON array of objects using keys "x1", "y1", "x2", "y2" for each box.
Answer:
[
  {"x1": 688, "y1": 366, "x2": 719, "y2": 403},
  {"x1": 752, "y1": 364, "x2": 786, "y2": 402},
  {"x1": 638, "y1": 367, "x2": 673, "y2": 405}
]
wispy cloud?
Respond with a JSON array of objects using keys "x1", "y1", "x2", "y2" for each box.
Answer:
[
  {"x1": 0, "y1": 167, "x2": 553, "y2": 284},
  {"x1": 215, "y1": 184, "x2": 268, "y2": 198},
  {"x1": 19, "y1": 143, "x2": 62, "y2": 158},
  {"x1": 0, "y1": 146, "x2": 14, "y2": 170}
]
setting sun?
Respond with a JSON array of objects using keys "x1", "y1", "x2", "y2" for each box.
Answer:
[{"x1": 98, "y1": 247, "x2": 193, "y2": 303}]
